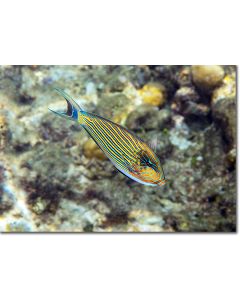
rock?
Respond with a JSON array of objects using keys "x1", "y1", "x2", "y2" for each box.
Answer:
[
  {"x1": 169, "y1": 128, "x2": 194, "y2": 151},
  {"x1": 138, "y1": 83, "x2": 166, "y2": 107},
  {"x1": 171, "y1": 86, "x2": 210, "y2": 117},
  {"x1": 125, "y1": 106, "x2": 171, "y2": 132},
  {"x1": 191, "y1": 65, "x2": 225, "y2": 91},
  {"x1": 96, "y1": 93, "x2": 131, "y2": 123},
  {"x1": 52, "y1": 200, "x2": 107, "y2": 232},
  {"x1": 0, "y1": 164, "x2": 13, "y2": 215},
  {"x1": 0, "y1": 112, "x2": 9, "y2": 151},
  {"x1": 0, "y1": 189, "x2": 13, "y2": 215},
  {"x1": 143, "y1": 66, "x2": 179, "y2": 100},
  {"x1": 39, "y1": 112, "x2": 73, "y2": 142},
  {"x1": 20, "y1": 143, "x2": 79, "y2": 215},
  {"x1": 31, "y1": 197, "x2": 49, "y2": 215},
  {"x1": 212, "y1": 73, "x2": 236, "y2": 103},
  {"x1": 175, "y1": 66, "x2": 192, "y2": 86},
  {"x1": 212, "y1": 96, "x2": 236, "y2": 147},
  {"x1": 226, "y1": 147, "x2": 236, "y2": 172},
  {"x1": 5, "y1": 220, "x2": 32, "y2": 232},
  {"x1": 128, "y1": 209, "x2": 165, "y2": 227},
  {"x1": 211, "y1": 73, "x2": 236, "y2": 147},
  {"x1": 173, "y1": 86, "x2": 200, "y2": 103},
  {"x1": 83, "y1": 139, "x2": 107, "y2": 160}
]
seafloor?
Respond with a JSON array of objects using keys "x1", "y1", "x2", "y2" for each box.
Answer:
[{"x1": 0, "y1": 65, "x2": 236, "y2": 232}]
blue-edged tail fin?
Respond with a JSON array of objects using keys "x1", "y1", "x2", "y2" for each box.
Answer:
[
  {"x1": 55, "y1": 88, "x2": 83, "y2": 111},
  {"x1": 48, "y1": 88, "x2": 83, "y2": 122}
]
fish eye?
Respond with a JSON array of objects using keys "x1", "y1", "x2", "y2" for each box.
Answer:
[
  {"x1": 140, "y1": 156, "x2": 154, "y2": 168},
  {"x1": 147, "y1": 160, "x2": 158, "y2": 171},
  {"x1": 139, "y1": 151, "x2": 158, "y2": 171},
  {"x1": 146, "y1": 160, "x2": 153, "y2": 167},
  {"x1": 140, "y1": 155, "x2": 150, "y2": 166}
]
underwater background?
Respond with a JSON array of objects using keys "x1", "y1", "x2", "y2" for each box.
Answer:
[{"x1": 0, "y1": 65, "x2": 236, "y2": 232}]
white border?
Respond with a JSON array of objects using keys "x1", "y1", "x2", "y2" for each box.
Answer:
[{"x1": 0, "y1": 1, "x2": 239, "y2": 300}]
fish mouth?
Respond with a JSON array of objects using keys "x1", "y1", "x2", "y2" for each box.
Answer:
[{"x1": 157, "y1": 179, "x2": 167, "y2": 186}]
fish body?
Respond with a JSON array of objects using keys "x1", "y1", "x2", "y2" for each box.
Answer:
[{"x1": 49, "y1": 89, "x2": 166, "y2": 187}]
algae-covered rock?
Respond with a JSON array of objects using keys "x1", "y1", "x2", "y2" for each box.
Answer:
[
  {"x1": 125, "y1": 106, "x2": 172, "y2": 132},
  {"x1": 211, "y1": 72, "x2": 236, "y2": 147},
  {"x1": 191, "y1": 65, "x2": 225, "y2": 91},
  {"x1": 212, "y1": 73, "x2": 236, "y2": 103},
  {"x1": 20, "y1": 143, "x2": 79, "y2": 215},
  {"x1": 138, "y1": 83, "x2": 166, "y2": 107},
  {"x1": 96, "y1": 93, "x2": 131, "y2": 123},
  {"x1": 171, "y1": 86, "x2": 210, "y2": 119},
  {"x1": 0, "y1": 164, "x2": 13, "y2": 215},
  {"x1": 212, "y1": 95, "x2": 236, "y2": 147},
  {"x1": 175, "y1": 66, "x2": 192, "y2": 87},
  {"x1": 83, "y1": 139, "x2": 107, "y2": 160},
  {"x1": 128, "y1": 209, "x2": 165, "y2": 231},
  {"x1": 0, "y1": 112, "x2": 9, "y2": 151},
  {"x1": 5, "y1": 220, "x2": 32, "y2": 232}
]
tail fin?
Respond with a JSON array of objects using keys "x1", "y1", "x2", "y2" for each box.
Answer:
[{"x1": 48, "y1": 88, "x2": 82, "y2": 121}]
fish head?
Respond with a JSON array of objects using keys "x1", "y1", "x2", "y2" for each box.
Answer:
[{"x1": 134, "y1": 149, "x2": 166, "y2": 186}]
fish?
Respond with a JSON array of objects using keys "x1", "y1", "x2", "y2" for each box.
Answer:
[{"x1": 49, "y1": 88, "x2": 166, "y2": 187}]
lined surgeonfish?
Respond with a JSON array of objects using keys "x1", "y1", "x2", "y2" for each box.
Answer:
[{"x1": 49, "y1": 88, "x2": 166, "y2": 187}]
